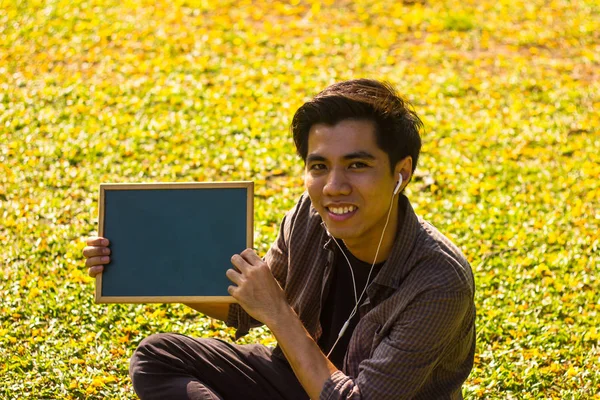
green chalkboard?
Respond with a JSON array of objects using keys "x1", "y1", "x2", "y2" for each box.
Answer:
[{"x1": 95, "y1": 182, "x2": 253, "y2": 303}]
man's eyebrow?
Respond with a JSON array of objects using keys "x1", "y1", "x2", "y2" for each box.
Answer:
[
  {"x1": 306, "y1": 154, "x2": 326, "y2": 164},
  {"x1": 343, "y1": 151, "x2": 376, "y2": 160},
  {"x1": 306, "y1": 151, "x2": 376, "y2": 164}
]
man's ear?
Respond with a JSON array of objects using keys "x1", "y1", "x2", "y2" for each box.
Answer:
[{"x1": 394, "y1": 156, "x2": 413, "y2": 188}]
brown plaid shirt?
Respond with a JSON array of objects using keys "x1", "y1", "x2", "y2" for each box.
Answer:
[{"x1": 228, "y1": 193, "x2": 476, "y2": 399}]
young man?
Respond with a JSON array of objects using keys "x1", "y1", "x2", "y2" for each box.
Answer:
[{"x1": 83, "y1": 79, "x2": 475, "y2": 399}]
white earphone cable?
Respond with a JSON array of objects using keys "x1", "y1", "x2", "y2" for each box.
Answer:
[{"x1": 326, "y1": 189, "x2": 397, "y2": 358}]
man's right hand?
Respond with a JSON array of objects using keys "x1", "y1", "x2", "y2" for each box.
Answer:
[{"x1": 82, "y1": 237, "x2": 111, "y2": 277}]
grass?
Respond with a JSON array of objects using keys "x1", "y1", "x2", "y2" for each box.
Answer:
[{"x1": 1, "y1": 0, "x2": 599, "y2": 398}]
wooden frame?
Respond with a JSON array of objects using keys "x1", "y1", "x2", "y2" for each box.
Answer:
[{"x1": 96, "y1": 182, "x2": 253, "y2": 303}]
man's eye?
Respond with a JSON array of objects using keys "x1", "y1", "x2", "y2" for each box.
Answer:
[
  {"x1": 310, "y1": 164, "x2": 326, "y2": 171},
  {"x1": 349, "y1": 162, "x2": 368, "y2": 169}
]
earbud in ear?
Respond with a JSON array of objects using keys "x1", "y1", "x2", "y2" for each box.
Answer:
[{"x1": 393, "y1": 173, "x2": 403, "y2": 195}]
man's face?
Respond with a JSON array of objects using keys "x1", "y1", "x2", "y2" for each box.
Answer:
[{"x1": 304, "y1": 119, "x2": 399, "y2": 249}]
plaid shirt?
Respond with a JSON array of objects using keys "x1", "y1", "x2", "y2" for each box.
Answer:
[{"x1": 228, "y1": 193, "x2": 476, "y2": 399}]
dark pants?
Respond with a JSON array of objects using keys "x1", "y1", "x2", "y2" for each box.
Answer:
[{"x1": 129, "y1": 333, "x2": 309, "y2": 400}]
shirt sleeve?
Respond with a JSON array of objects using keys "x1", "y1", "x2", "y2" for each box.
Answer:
[
  {"x1": 319, "y1": 289, "x2": 473, "y2": 400},
  {"x1": 226, "y1": 203, "x2": 293, "y2": 339}
]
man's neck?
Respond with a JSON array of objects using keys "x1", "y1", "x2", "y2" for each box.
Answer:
[{"x1": 343, "y1": 201, "x2": 405, "y2": 265}]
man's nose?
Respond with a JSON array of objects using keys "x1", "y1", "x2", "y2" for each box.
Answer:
[{"x1": 323, "y1": 168, "x2": 351, "y2": 196}]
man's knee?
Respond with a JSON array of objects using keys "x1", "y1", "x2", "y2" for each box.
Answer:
[
  {"x1": 129, "y1": 334, "x2": 227, "y2": 399},
  {"x1": 129, "y1": 333, "x2": 182, "y2": 397},
  {"x1": 130, "y1": 333, "x2": 174, "y2": 379}
]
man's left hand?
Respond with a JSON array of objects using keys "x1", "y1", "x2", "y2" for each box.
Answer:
[{"x1": 227, "y1": 249, "x2": 289, "y2": 326}]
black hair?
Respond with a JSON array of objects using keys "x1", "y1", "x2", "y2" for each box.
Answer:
[{"x1": 291, "y1": 79, "x2": 423, "y2": 174}]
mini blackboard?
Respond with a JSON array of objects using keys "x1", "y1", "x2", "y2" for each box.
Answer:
[{"x1": 96, "y1": 182, "x2": 253, "y2": 303}]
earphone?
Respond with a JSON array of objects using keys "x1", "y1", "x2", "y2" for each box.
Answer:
[
  {"x1": 324, "y1": 173, "x2": 402, "y2": 357},
  {"x1": 393, "y1": 173, "x2": 403, "y2": 195}
]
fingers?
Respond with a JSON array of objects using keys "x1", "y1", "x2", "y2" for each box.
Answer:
[
  {"x1": 83, "y1": 237, "x2": 111, "y2": 277},
  {"x1": 82, "y1": 245, "x2": 111, "y2": 259},
  {"x1": 240, "y1": 248, "x2": 262, "y2": 264},
  {"x1": 227, "y1": 285, "x2": 238, "y2": 298},
  {"x1": 231, "y1": 248, "x2": 263, "y2": 272},
  {"x1": 228, "y1": 249, "x2": 264, "y2": 288},
  {"x1": 230, "y1": 253, "x2": 250, "y2": 273},
  {"x1": 85, "y1": 255, "x2": 111, "y2": 268},
  {"x1": 86, "y1": 237, "x2": 110, "y2": 246},
  {"x1": 226, "y1": 268, "x2": 243, "y2": 285},
  {"x1": 88, "y1": 265, "x2": 104, "y2": 277}
]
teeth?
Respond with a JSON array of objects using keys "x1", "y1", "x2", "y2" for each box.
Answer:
[{"x1": 329, "y1": 206, "x2": 355, "y2": 215}]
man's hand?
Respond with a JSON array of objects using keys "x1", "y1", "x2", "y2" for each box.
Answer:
[
  {"x1": 227, "y1": 249, "x2": 290, "y2": 326},
  {"x1": 229, "y1": 249, "x2": 337, "y2": 399},
  {"x1": 82, "y1": 236, "x2": 111, "y2": 277}
]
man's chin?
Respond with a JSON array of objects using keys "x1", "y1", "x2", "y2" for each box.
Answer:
[{"x1": 325, "y1": 226, "x2": 359, "y2": 241}]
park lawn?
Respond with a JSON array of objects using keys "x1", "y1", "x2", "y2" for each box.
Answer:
[{"x1": 1, "y1": 0, "x2": 599, "y2": 398}]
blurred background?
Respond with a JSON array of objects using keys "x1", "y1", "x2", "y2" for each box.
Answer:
[{"x1": 1, "y1": 0, "x2": 599, "y2": 398}]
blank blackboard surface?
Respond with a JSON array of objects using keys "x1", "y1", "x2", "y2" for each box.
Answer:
[{"x1": 95, "y1": 182, "x2": 253, "y2": 303}]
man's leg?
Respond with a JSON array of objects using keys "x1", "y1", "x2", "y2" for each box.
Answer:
[{"x1": 129, "y1": 333, "x2": 309, "y2": 400}]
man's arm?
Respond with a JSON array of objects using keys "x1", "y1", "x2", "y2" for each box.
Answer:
[
  {"x1": 183, "y1": 303, "x2": 230, "y2": 321},
  {"x1": 319, "y1": 289, "x2": 475, "y2": 399},
  {"x1": 227, "y1": 249, "x2": 337, "y2": 399},
  {"x1": 268, "y1": 301, "x2": 339, "y2": 398},
  {"x1": 228, "y1": 249, "x2": 474, "y2": 399}
]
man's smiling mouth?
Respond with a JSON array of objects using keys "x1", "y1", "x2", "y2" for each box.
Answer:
[{"x1": 327, "y1": 205, "x2": 357, "y2": 215}]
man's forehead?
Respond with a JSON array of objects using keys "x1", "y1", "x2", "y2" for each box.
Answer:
[
  {"x1": 307, "y1": 120, "x2": 381, "y2": 154},
  {"x1": 308, "y1": 119, "x2": 376, "y2": 134}
]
